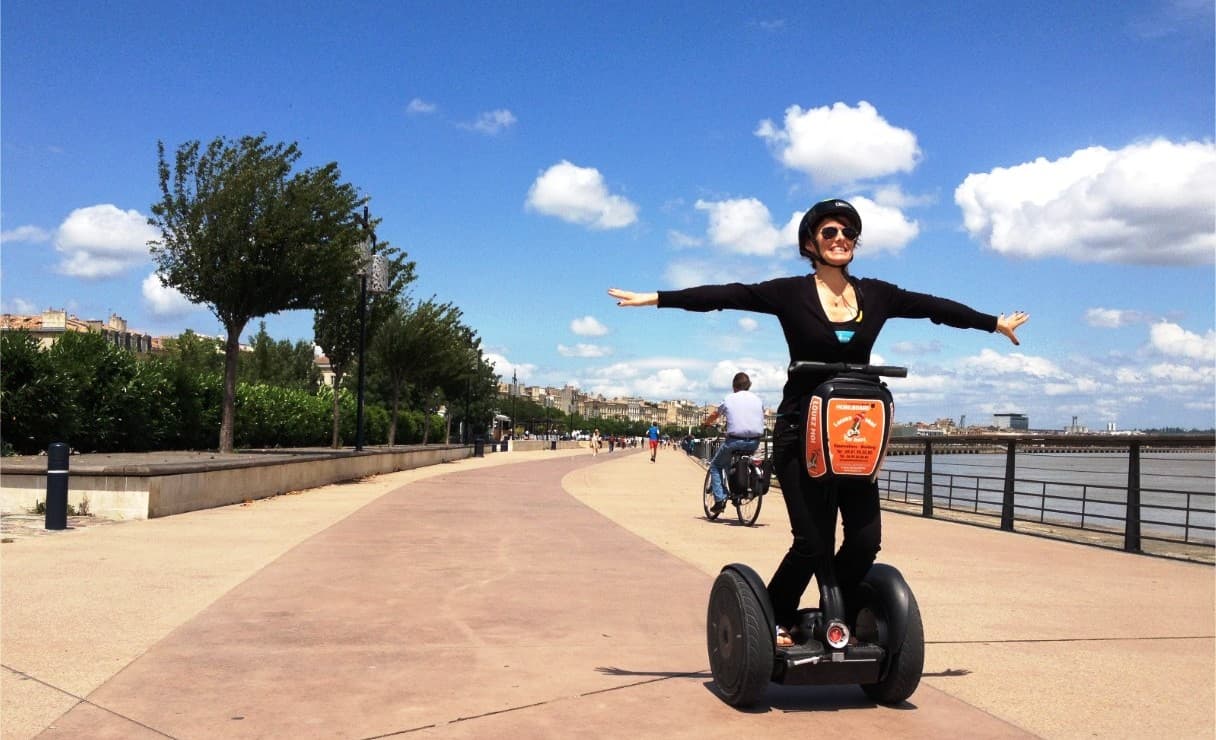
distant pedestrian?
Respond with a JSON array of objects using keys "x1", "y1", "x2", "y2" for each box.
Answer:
[
  {"x1": 647, "y1": 423, "x2": 661, "y2": 462},
  {"x1": 590, "y1": 428, "x2": 601, "y2": 456}
]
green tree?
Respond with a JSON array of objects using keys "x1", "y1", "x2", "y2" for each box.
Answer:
[
  {"x1": 241, "y1": 321, "x2": 319, "y2": 392},
  {"x1": 159, "y1": 329, "x2": 224, "y2": 376},
  {"x1": 313, "y1": 213, "x2": 415, "y2": 448},
  {"x1": 438, "y1": 328, "x2": 499, "y2": 444},
  {"x1": 369, "y1": 296, "x2": 462, "y2": 445},
  {"x1": 0, "y1": 331, "x2": 69, "y2": 453},
  {"x1": 149, "y1": 134, "x2": 363, "y2": 452}
]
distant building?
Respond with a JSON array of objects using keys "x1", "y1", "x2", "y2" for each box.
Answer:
[
  {"x1": 1, "y1": 309, "x2": 155, "y2": 353},
  {"x1": 1064, "y1": 415, "x2": 1089, "y2": 434},
  {"x1": 993, "y1": 413, "x2": 1029, "y2": 430}
]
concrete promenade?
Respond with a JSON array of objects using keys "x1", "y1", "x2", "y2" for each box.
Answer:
[{"x1": 2, "y1": 447, "x2": 1212, "y2": 739}]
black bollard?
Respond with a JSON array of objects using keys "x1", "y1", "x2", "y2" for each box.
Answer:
[
  {"x1": 45, "y1": 442, "x2": 69, "y2": 530},
  {"x1": 1000, "y1": 439, "x2": 1017, "y2": 532}
]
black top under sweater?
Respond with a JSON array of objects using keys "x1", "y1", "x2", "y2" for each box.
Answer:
[{"x1": 657, "y1": 274, "x2": 998, "y2": 418}]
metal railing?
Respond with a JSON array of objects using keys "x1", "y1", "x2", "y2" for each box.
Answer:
[{"x1": 878, "y1": 435, "x2": 1214, "y2": 559}]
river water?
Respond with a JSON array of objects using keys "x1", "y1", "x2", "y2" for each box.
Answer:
[{"x1": 877, "y1": 451, "x2": 1215, "y2": 545}]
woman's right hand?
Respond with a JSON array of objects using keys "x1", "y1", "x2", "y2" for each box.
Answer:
[{"x1": 608, "y1": 288, "x2": 658, "y2": 307}]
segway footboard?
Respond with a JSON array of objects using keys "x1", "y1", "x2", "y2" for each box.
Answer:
[{"x1": 775, "y1": 641, "x2": 884, "y2": 685}]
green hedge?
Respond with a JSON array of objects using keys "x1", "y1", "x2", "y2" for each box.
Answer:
[{"x1": 0, "y1": 330, "x2": 443, "y2": 454}]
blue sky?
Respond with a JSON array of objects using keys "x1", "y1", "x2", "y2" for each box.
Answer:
[{"x1": 3, "y1": 1, "x2": 1213, "y2": 430}]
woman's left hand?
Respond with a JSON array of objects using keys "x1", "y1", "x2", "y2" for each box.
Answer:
[{"x1": 996, "y1": 311, "x2": 1030, "y2": 346}]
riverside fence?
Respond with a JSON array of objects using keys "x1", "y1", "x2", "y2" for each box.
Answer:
[
  {"x1": 880, "y1": 435, "x2": 1214, "y2": 559},
  {"x1": 695, "y1": 434, "x2": 1215, "y2": 561}
]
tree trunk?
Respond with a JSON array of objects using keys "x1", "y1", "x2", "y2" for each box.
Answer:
[
  {"x1": 422, "y1": 410, "x2": 430, "y2": 445},
  {"x1": 330, "y1": 371, "x2": 345, "y2": 448},
  {"x1": 219, "y1": 322, "x2": 245, "y2": 453},
  {"x1": 387, "y1": 383, "x2": 400, "y2": 446}
]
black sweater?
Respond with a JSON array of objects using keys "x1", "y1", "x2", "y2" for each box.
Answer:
[{"x1": 658, "y1": 274, "x2": 998, "y2": 417}]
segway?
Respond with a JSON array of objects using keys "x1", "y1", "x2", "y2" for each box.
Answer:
[{"x1": 706, "y1": 361, "x2": 924, "y2": 707}]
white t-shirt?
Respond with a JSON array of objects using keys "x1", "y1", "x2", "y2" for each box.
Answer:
[{"x1": 719, "y1": 390, "x2": 764, "y2": 438}]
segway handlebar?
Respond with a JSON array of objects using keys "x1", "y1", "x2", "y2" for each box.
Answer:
[{"x1": 787, "y1": 361, "x2": 907, "y2": 378}]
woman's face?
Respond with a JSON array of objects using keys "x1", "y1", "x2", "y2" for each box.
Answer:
[{"x1": 813, "y1": 217, "x2": 857, "y2": 267}]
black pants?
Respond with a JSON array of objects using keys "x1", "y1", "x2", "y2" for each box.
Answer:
[{"x1": 766, "y1": 421, "x2": 882, "y2": 628}]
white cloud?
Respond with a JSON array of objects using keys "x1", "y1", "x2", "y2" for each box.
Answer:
[
  {"x1": 694, "y1": 197, "x2": 800, "y2": 256},
  {"x1": 844, "y1": 195, "x2": 919, "y2": 253},
  {"x1": 635, "y1": 368, "x2": 700, "y2": 400},
  {"x1": 959, "y1": 348, "x2": 1064, "y2": 378},
  {"x1": 954, "y1": 138, "x2": 1216, "y2": 265},
  {"x1": 1, "y1": 225, "x2": 51, "y2": 243},
  {"x1": 2, "y1": 297, "x2": 39, "y2": 314},
  {"x1": 753, "y1": 19, "x2": 787, "y2": 32},
  {"x1": 525, "y1": 160, "x2": 638, "y2": 229},
  {"x1": 557, "y1": 343, "x2": 610, "y2": 358},
  {"x1": 570, "y1": 316, "x2": 608, "y2": 336},
  {"x1": 692, "y1": 194, "x2": 916, "y2": 257},
  {"x1": 1115, "y1": 367, "x2": 1145, "y2": 384},
  {"x1": 406, "y1": 98, "x2": 438, "y2": 115},
  {"x1": 55, "y1": 204, "x2": 159, "y2": 279},
  {"x1": 1147, "y1": 362, "x2": 1215, "y2": 385},
  {"x1": 1149, "y1": 321, "x2": 1216, "y2": 361},
  {"x1": 484, "y1": 352, "x2": 537, "y2": 381},
  {"x1": 141, "y1": 272, "x2": 197, "y2": 317},
  {"x1": 755, "y1": 101, "x2": 921, "y2": 187},
  {"x1": 870, "y1": 185, "x2": 935, "y2": 209},
  {"x1": 1084, "y1": 308, "x2": 1146, "y2": 328},
  {"x1": 667, "y1": 229, "x2": 703, "y2": 248},
  {"x1": 889, "y1": 339, "x2": 943, "y2": 355},
  {"x1": 708, "y1": 359, "x2": 786, "y2": 401},
  {"x1": 738, "y1": 317, "x2": 759, "y2": 332},
  {"x1": 460, "y1": 108, "x2": 517, "y2": 135},
  {"x1": 663, "y1": 260, "x2": 720, "y2": 289}
]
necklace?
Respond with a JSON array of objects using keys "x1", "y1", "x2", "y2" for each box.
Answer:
[{"x1": 815, "y1": 275, "x2": 851, "y2": 307}]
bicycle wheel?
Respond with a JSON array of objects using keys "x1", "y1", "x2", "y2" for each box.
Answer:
[
  {"x1": 702, "y1": 468, "x2": 721, "y2": 520},
  {"x1": 735, "y1": 488, "x2": 762, "y2": 526}
]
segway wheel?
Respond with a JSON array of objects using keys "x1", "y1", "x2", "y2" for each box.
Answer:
[
  {"x1": 706, "y1": 570, "x2": 772, "y2": 707},
  {"x1": 859, "y1": 587, "x2": 925, "y2": 705},
  {"x1": 702, "y1": 469, "x2": 721, "y2": 520}
]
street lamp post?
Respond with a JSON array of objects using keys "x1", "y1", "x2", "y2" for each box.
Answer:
[
  {"x1": 354, "y1": 205, "x2": 374, "y2": 452},
  {"x1": 511, "y1": 369, "x2": 517, "y2": 440},
  {"x1": 353, "y1": 205, "x2": 388, "y2": 452}
]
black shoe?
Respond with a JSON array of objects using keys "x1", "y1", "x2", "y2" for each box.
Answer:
[{"x1": 710, "y1": 499, "x2": 726, "y2": 514}]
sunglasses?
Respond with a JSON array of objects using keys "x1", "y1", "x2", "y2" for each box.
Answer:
[{"x1": 820, "y1": 226, "x2": 859, "y2": 240}]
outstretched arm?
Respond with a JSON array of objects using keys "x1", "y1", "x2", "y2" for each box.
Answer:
[
  {"x1": 995, "y1": 311, "x2": 1030, "y2": 346},
  {"x1": 608, "y1": 288, "x2": 658, "y2": 307}
]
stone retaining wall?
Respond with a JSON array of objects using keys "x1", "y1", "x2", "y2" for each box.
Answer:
[{"x1": 0, "y1": 446, "x2": 473, "y2": 520}]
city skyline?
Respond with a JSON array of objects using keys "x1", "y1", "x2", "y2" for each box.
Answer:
[{"x1": 2, "y1": 2, "x2": 1213, "y2": 431}]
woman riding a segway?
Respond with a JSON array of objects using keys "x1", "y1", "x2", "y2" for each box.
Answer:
[{"x1": 609, "y1": 198, "x2": 1028, "y2": 702}]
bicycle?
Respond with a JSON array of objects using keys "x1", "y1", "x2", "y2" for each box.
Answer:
[{"x1": 702, "y1": 439, "x2": 772, "y2": 526}]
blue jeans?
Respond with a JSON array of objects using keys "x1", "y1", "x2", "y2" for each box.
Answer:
[{"x1": 710, "y1": 437, "x2": 760, "y2": 503}]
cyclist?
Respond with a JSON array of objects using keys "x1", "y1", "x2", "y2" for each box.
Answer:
[
  {"x1": 609, "y1": 197, "x2": 1028, "y2": 646},
  {"x1": 703, "y1": 372, "x2": 766, "y2": 514}
]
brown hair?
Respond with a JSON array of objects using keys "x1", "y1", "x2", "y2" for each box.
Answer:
[{"x1": 732, "y1": 372, "x2": 751, "y2": 391}]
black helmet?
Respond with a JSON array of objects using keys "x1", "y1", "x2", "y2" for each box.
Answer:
[{"x1": 798, "y1": 199, "x2": 862, "y2": 259}]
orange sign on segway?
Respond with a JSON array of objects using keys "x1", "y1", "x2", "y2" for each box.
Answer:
[
  {"x1": 824, "y1": 398, "x2": 888, "y2": 478},
  {"x1": 802, "y1": 368, "x2": 895, "y2": 482}
]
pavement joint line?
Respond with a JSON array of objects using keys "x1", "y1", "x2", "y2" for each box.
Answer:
[
  {"x1": 357, "y1": 721, "x2": 440, "y2": 739},
  {"x1": 360, "y1": 671, "x2": 715, "y2": 739},
  {"x1": 927, "y1": 635, "x2": 1214, "y2": 645},
  {"x1": 2, "y1": 665, "x2": 177, "y2": 739}
]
